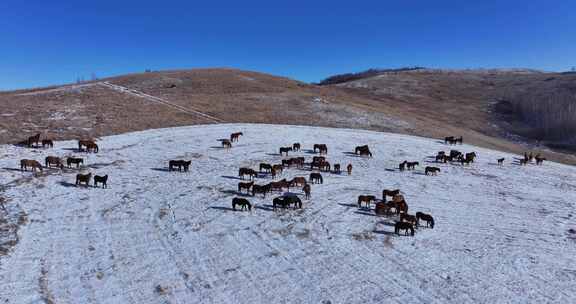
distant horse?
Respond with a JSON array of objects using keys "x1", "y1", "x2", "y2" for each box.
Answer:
[
  {"x1": 79, "y1": 140, "x2": 98, "y2": 153},
  {"x1": 465, "y1": 152, "x2": 477, "y2": 162},
  {"x1": 497, "y1": 158, "x2": 505, "y2": 165},
  {"x1": 357, "y1": 195, "x2": 376, "y2": 208},
  {"x1": 303, "y1": 184, "x2": 311, "y2": 199},
  {"x1": 425, "y1": 166, "x2": 440, "y2": 175},
  {"x1": 312, "y1": 156, "x2": 325, "y2": 164},
  {"x1": 67, "y1": 157, "x2": 84, "y2": 168},
  {"x1": 259, "y1": 163, "x2": 272, "y2": 173},
  {"x1": 252, "y1": 184, "x2": 270, "y2": 197},
  {"x1": 454, "y1": 136, "x2": 463, "y2": 144},
  {"x1": 400, "y1": 213, "x2": 418, "y2": 226},
  {"x1": 382, "y1": 189, "x2": 400, "y2": 201},
  {"x1": 406, "y1": 162, "x2": 419, "y2": 170},
  {"x1": 444, "y1": 136, "x2": 455, "y2": 144},
  {"x1": 20, "y1": 159, "x2": 43, "y2": 172},
  {"x1": 230, "y1": 132, "x2": 243, "y2": 142},
  {"x1": 333, "y1": 164, "x2": 341, "y2": 174},
  {"x1": 416, "y1": 212, "x2": 435, "y2": 228},
  {"x1": 238, "y1": 181, "x2": 254, "y2": 193},
  {"x1": 320, "y1": 161, "x2": 331, "y2": 172},
  {"x1": 290, "y1": 177, "x2": 307, "y2": 187},
  {"x1": 374, "y1": 202, "x2": 391, "y2": 216},
  {"x1": 435, "y1": 154, "x2": 446, "y2": 163},
  {"x1": 347, "y1": 164, "x2": 352, "y2": 175},
  {"x1": 355, "y1": 145, "x2": 372, "y2": 157},
  {"x1": 270, "y1": 179, "x2": 290, "y2": 192},
  {"x1": 239, "y1": 168, "x2": 258, "y2": 180},
  {"x1": 535, "y1": 156, "x2": 546, "y2": 165},
  {"x1": 399, "y1": 161, "x2": 407, "y2": 171},
  {"x1": 221, "y1": 139, "x2": 232, "y2": 149},
  {"x1": 45, "y1": 156, "x2": 64, "y2": 169},
  {"x1": 27, "y1": 133, "x2": 40, "y2": 147},
  {"x1": 279, "y1": 146, "x2": 292, "y2": 156},
  {"x1": 272, "y1": 164, "x2": 283, "y2": 175},
  {"x1": 273, "y1": 196, "x2": 302, "y2": 210},
  {"x1": 519, "y1": 159, "x2": 528, "y2": 166},
  {"x1": 232, "y1": 197, "x2": 252, "y2": 211},
  {"x1": 292, "y1": 143, "x2": 301, "y2": 151},
  {"x1": 94, "y1": 175, "x2": 108, "y2": 188},
  {"x1": 313, "y1": 144, "x2": 328, "y2": 154},
  {"x1": 394, "y1": 199, "x2": 409, "y2": 215},
  {"x1": 450, "y1": 150, "x2": 462, "y2": 159},
  {"x1": 42, "y1": 139, "x2": 54, "y2": 148},
  {"x1": 76, "y1": 173, "x2": 92, "y2": 187},
  {"x1": 395, "y1": 222, "x2": 415, "y2": 236},
  {"x1": 293, "y1": 157, "x2": 305, "y2": 168},
  {"x1": 309, "y1": 173, "x2": 323, "y2": 184},
  {"x1": 169, "y1": 160, "x2": 191, "y2": 172}
]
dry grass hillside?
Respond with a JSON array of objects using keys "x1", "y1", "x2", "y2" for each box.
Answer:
[{"x1": 1, "y1": 68, "x2": 574, "y2": 164}]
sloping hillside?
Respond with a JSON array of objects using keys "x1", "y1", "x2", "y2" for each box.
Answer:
[{"x1": 1, "y1": 124, "x2": 574, "y2": 303}]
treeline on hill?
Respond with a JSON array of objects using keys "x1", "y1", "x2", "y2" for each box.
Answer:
[
  {"x1": 507, "y1": 88, "x2": 576, "y2": 147},
  {"x1": 318, "y1": 67, "x2": 425, "y2": 85}
]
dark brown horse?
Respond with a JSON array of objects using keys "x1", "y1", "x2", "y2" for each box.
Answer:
[
  {"x1": 400, "y1": 213, "x2": 418, "y2": 226},
  {"x1": 303, "y1": 184, "x2": 311, "y2": 199},
  {"x1": 232, "y1": 197, "x2": 252, "y2": 211},
  {"x1": 357, "y1": 195, "x2": 376, "y2": 208},
  {"x1": 309, "y1": 173, "x2": 323, "y2": 184},
  {"x1": 425, "y1": 166, "x2": 440, "y2": 175},
  {"x1": 27, "y1": 133, "x2": 40, "y2": 148},
  {"x1": 465, "y1": 152, "x2": 477, "y2": 162},
  {"x1": 273, "y1": 196, "x2": 302, "y2": 210},
  {"x1": 230, "y1": 132, "x2": 243, "y2": 142},
  {"x1": 395, "y1": 221, "x2": 415, "y2": 236},
  {"x1": 399, "y1": 161, "x2": 407, "y2": 171},
  {"x1": 333, "y1": 163, "x2": 341, "y2": 174},
  {"x1": 292, "y1": 143, "x2": 301, "y2": 151},
  {"x1": 272, "y1": 164, "x2": 283, "y2": 175},
  {"x1": 320, "y1": 161, "x2": 331, "y2": 172},
  {"x1": 406, "y1": 162, "x2": 419, "y2": 170},
  {"x1": 290, "y1": 177, "x2": 307, "y2": 187},
  {"x1": 535, "y1": 156, "x2": 546, "y2": 165},
  {"x1": 221, "y1": 139, "x2": 232, "y2": 149},
  {"x1": 42, "y1": 139, "x2": 54, "y2": 148},
  {"x1": 259, "y1": 163, "x2": 272, "y2": 173},
  {"x1": 444, "y1": 136, "x2": 455, "y2": 144},
  {"x1": 270, "y1": 179, "x2": 290, "y2": 192},
  {"x1": 382, "y1": 189, "x2": 400, "y2": 201},
  {"x1": 239, "y1": 168, "x2": 258, "y2": 180},
  {"x1": 79, "y1": 140, "x2": 98, "y2": 153},
  {"x1": 347, "y1": 164, "x2": 353, "y2": 175},
  {"x1": 169, "y1": 160, "x2": 191, "y2": 172},
  {"x1": 76, "y1": 173, "x2": 92, "y2": 187},
  {"x1": 416, "y1": 212, "x2": 435, "y2": 228},
  {"x1": 279, "y1": 146, "x2": 292, "y2": 156},
  {"x1": 252, "y1": 184, "x2": 271, "y2": 197},
  {"x1": 355, "y1": 145, "x2": 373, "y2": 157},
  {"x1": 313, "y1": 144, "x2": 328, "y2": 154},
  {"x1": 20, "y1": 159, "x2": 43, "y2": 172},
  {"x1": 238, "y1": 181, "x2": 254, "y2": 193},
  {"x1": 45, "y1": 156, "x2": 64, "y2": 169},
  {"x1": 94, "y1": 175, "x2": 108, "y2": 188},
  {"x1": 497, "y1": 158, "x2": 505, "y2": 165},
  {"x1": 67, "y1": 157, "x2": 84, "y2": 168}
]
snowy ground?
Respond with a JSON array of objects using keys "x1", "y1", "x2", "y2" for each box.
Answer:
[{"x1": 0, "y1": 124, "x2": 575, "y2": 304}]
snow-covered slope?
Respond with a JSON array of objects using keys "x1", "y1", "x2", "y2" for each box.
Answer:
[{"x1": 0, "y1": 124, "x2": 574, "y2": 303}]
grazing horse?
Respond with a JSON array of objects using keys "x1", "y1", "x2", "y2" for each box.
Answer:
[
  {"x1": 444, "y1": 136, "x2": 455, "y2": 144},
  {"x1": 382, "y1": 189, "x2": 400, "y2": 202},
  {"x1": 313, "y1": 144, "x2": 328, "y2": 154},
  {"x1": 239, "y1": 168, "x2": 258, "y2": 180},
  {"x1": 45, "y1": 156, "x2": 64, "y2": 169},
  {"x1": 27, "y1": 133, "x2": 41, "y2": 147},
  {"x1": 232, "y1": 197, "x2": 252, "y2": 211},
  {"x1": 94, "y1": 175, "x2": 108, "y2": 188},
  {"x1": 279, "y1": 146, "x2": 292, "y2": 156},
  {"x1": 67, "y1": 157, "x2": 84, "y2": 168},
  {"x1": 406, "y1": 162, "x2": 419, "y2": 170},
  {"x1": 535, "y1": 156, "x2": 546, "y2": 165},
  {"x1": 333, "y1": 163, "x2": 341, "y2": 174},
  {"x1": 374, "y1": 202, "x2": 391, "y2": 216},
  {"x1": 309, "y1": 173, "x2": 323, "y2": 184},
  {"x1": 347, "y1": 164, "x2": 353, "y2": 175},
  {"x1": 355, "y1": 145, "x2": 373, "y2": 157},
  {"x1": 435, "y1": 154, "x2": 446, "y2": 163},
  {"x1": 79, "y1": 140, "x2": 98, "y2": 152},
  {"x1": 292, "y1": 143, "x2": 301, "y2": 151},
  {"x1": 169, "y1": 160, "x2": 191, "y2": 172},
  {"x1": 294, "y1": 157, "x2": 305, "y2": 168},
  {"x1": 400, "y1": 213, "x2": 418, "y2": 226},
  {"x1": 465, "y1": 152, "x2": 477, "y2": 162},
  {"x1": 42, "y1": 139, "x2": 54, "y2": 148},
  {"x1": 76, "y1": 173, "x2": 92, "y2": 187},
  {"x1": 273, "y1": 196, "x2": 302, "y2": 210},
  {"x1": 290, "y1": 177, "x2": 307, "y2": 187},
  {"x1": 425, "y1": 166, "x2": 440, "y2": 175},
  {"x1": 416, "y1": 212, "x2": 435, "y2": 228},
  {"x1": 394, "y1": 199, "x2": 409, "y2": 215},
  {"x1": 357, "y1": 195, "x2": 376, "y2": 208},
  {"x1": 20, "y1": 159, "x2": 43, "y2": 172},
  {"x1": 259, "y1": 163, "x2": 272, "y2": 173},
  {"x1": 252, "y1": 184, "x2": 270, "y2": 197},
  {"x1": 320, "y1": 161, "x2": 331, "y2": 172},
  {"x1": 399, "y1": 161, "x2": 407, "y2": 171},
  {"x1": 270, "y1": 179, "x2": 290, "y2": 192},
  {"x1": 395, "y1": 222, "x2": 415, "y2": 236},
  {"x1": 303, "y1": 184, "x2": 311, "y2": 199},
  {"x1": 454, "y1": 136, "x2": 463, "y2": 144},
  {"x1": 497, "y1": 158, "x2": 505, "y2": 165},
  {"x1": 238, "y1": 181, "x2": 254, "y2": 193},
  {"x1": 221, "y1": 139, "x2": 232, "y2": 149},
  {"x1": 450, "y1": 150, "x2": 462, "y2": 159},
  {"x1": 230, "y1": 132, "x2": 243, "y2": 142}
]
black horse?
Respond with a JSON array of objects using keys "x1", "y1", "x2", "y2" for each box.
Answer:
[
  {"x1": 94, "y1": 175, "x2": 108, "y2": 188},
  {"x1": 232, "y1": 197, "x2": 252, "y2": 211},
  {"x1": 416, "y1": 212, "x2": 435, "y2": 228}
]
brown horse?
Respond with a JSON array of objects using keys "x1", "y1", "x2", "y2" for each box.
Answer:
[
  {"x1": 279, "y1": 146, "x2": 292, "y2": 156},
  {"x1": 27, "y1": 133, "x2": 40, "y2": 148},
  {"x1": 465, "y1": 152, "x2": 477, "y2": 162},
  {"x1": 394, "y1": 199, "x2": 409, "y2": 215},
  {"x1": 67, "y1": 157, "x2": 84, "y2": 168},
  {"x1": 79, "y1": 140, "x2": 98, "y2": 153},
  {"x1": 94, "y1": 175, "x2": 108, "y2": 188},
  {"x1": 221, "y1": 139, "x2": 232, "y2": 149},
  {"x1": 290, "y1": 177, "x2": 307, "y2": 187},
  {"x1": 238, "y1": 181, "x2": 254, "y2": 193},
  {"x1": 292, "y1": 143, "x2": 301, "y2": 151},
  {"x1": 20, "y1": 159, "x2": 43, "y2": 172},
  {"x1": 270, "y1": 179, "x2": 290, "y2": 192},
  {"x1": 273, "y1": 196, "x2": 302, "y2": 210},
  {"x1": 42, "y1": 139, "x2": 54, "y2": 148},
  {"x1": 347, "y1": 164, "x2": 352, "y2": 175},
  {"x1": 313, "y1": 144, "x2": 328, "y2": 154},
  {"x1": 232, "y1": 197, "x2": 252, "y2": 211},
  {"x1": 320, "y1": 161, "x2": 331, "y2": 172},
  {"x1": 333, "y1": 163, "x2": 341, "y2": 174},
  {"x1": 382, "y1": 189, "x2": 400, "y2": 201},
  {"x1": 416, "y1": 212, "x2": 435, "y2": 228},
  {"x1": 239, "y1": 168, "x2": 258, "y2": 180},
  {"x1": 357, "y1": 195, "x2": 376, "y2": 208},
  {"x1": 309, "y1": 173, "x2": 323, "y2": 184},
  {"x1": 252, "y1": 184, "x2": 271, "y2": 197},
  {"x1": 406, "y1": 162, "x2": 419, "y2": 170},
  {"x1": 76, "y1": 173, "x2": 92, "y2": 187},
  {"x1": 169, "y1": 160, "x2": 191, "y2": 172},
  {"x1": 45, "y1": 156, "x2": 64, "y2": 169},
  {"x1": 400, "y1": 213, "x2": 418, "y2": 226},
  {"x1": 497, "y1": 158, "x2": 505, "y2": 165},
  {"x1": 272, "y1": 164, "x2": 283, "y2": 175},
  {"x1": 374, "y1": 202, "x2": 391, "y2": 216},
  {"x1": 303, "y1": 184, "x2": 311, "y2": 199},
  {"x1": 355, "y1": 145, "x2": 372, "y2": 157},
  {"x1": 425, "y1": 166, "x2": 440, "y2": 175},
  {"x1": 395, "y1": 221, "x2": 414, "y2": 236},
  {"x1": 230, "y1": 132, "x2": 243, "y2": 142}
]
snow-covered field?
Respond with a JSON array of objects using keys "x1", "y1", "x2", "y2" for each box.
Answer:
[{"x1": 0, "y1": 124, "x2": 575, "y2": 304}]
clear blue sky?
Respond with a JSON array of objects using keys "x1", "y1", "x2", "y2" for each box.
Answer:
[{"x1": 0, "y1": 0, "x2": 574, "y2": 90}]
